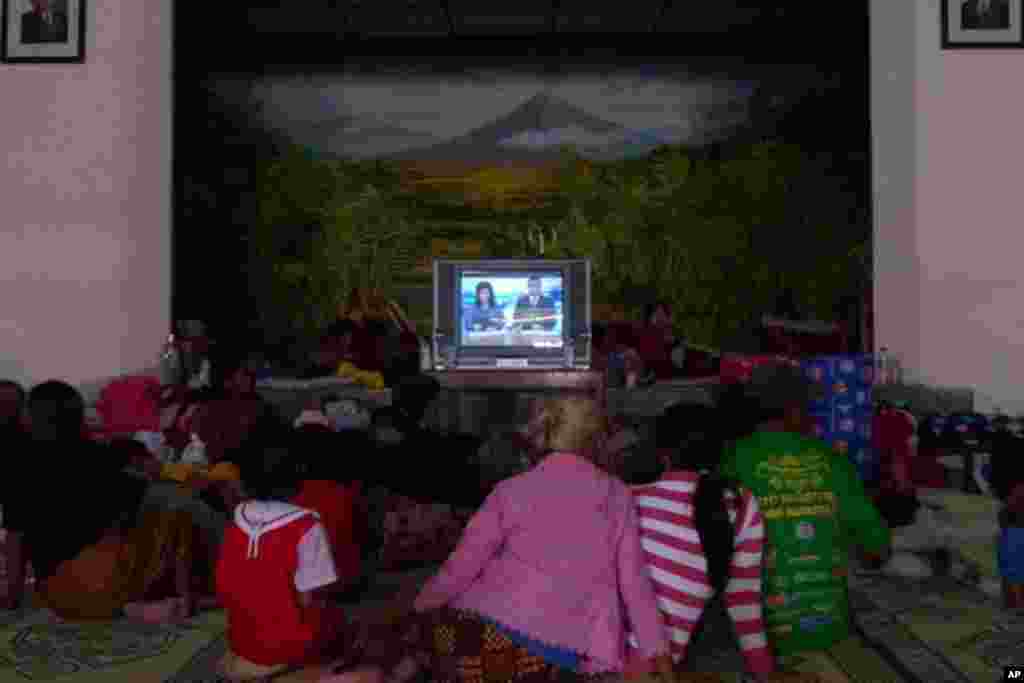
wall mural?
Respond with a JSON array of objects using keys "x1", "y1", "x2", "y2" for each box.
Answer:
[{"x1": 188, "y1": 61, "x2": 864, "y2": 350}]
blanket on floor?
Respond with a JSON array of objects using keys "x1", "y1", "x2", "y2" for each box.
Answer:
[
  {"x1": 0, "y1": 606, "x2": 226, "y2": 683},
  {"x1": 850, "y1": 571, "x2": 1020, "y2": 682}
]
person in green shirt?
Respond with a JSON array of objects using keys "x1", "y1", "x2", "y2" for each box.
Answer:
[{"x1": 719, "y1": 362, "x2": 890, "y2": 656}]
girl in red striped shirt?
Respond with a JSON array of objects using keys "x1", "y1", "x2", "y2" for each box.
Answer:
[{"x1": 624, "y1": 403, "x2": 774, "y2": 681}]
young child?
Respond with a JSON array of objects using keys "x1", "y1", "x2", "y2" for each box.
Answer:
[
  {"x1": 292, "y1": 426, "x2": 365, "y2": 595},
  {"x1": 215, "y1": 422, "x2": 361, "y2": 680},
  {"x1": 627, "y1": 403, "x2": 774, "y2": 681}
]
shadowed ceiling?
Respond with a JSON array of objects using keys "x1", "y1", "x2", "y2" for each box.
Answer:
[{"x1": 177, "y1": 2, "x2": 867, "y2": 67}]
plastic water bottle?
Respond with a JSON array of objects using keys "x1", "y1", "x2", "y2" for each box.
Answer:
[
  {"x1": 876, "y1": 346, "x2": 890, "y2": 385},
  {"x1": 180, "y1": 433, "x2": 208, "y2": 466},
  {"x1": 159, "y1": 333, "x2": 182, "y2": 386},
  {"x1": 419, "y1": 336, "x2": 432, "y2": 372}
]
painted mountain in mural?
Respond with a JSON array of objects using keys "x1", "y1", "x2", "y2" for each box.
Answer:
[
  {"x1": 388, "y1": 92, "x2": 668, "y2": 164},
  {"x1": 287, "y1": 115, "x2": 442, "y2": 159}
]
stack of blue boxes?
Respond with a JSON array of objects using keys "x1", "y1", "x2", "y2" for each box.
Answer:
[{"x1": 800, "y1": 354, "x2": 878, "y2": 483}]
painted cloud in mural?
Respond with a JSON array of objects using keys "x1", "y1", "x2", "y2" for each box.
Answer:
[{"x1": 236, "y1": 67, "x2": 780, "y2": 161}]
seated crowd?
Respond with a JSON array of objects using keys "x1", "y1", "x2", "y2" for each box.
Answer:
[{"x1": 6, "y1": 355, "x2": 1015, "y2": 683}]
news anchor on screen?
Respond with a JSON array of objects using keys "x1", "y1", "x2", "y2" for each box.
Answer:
[
  {"x1": 513, "y1": 276, "x2": 557, "y2": 331},
  {"x1": 465, "y1": 281, "x2": 506, "y2": 332}
]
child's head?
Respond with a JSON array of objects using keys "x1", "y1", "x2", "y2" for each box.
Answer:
[
  {"x1": 27, "y1": 380, "x2": 85, "y2": 442},
  {"x1": 293, "y1": 425, "x2": 365, "y2": 484},
  {"x1": 746, "y1": 362, "x2": 817, "y2": 431},
  {"x1": 716, "y1": 382, "x2": 759, "y2": 442},
  {"x1": 657, "y1": 402, "x2": 740, "y2": 593},
  {"x1": 238, "y1": 421, "x2": 306, "y2": 501},
  {"x1": 657, "y1": 403, "x2": 725, "y2": 472},
  {"x1": 524, "y1": 396, "x2": 609, "y2": 468}
]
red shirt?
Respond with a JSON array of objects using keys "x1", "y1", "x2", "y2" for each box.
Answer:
[
  {"x1": 293, "y1": 480, "x2": 362, "y2": 588},
  {"x1": 216, "y1": 510, "x2": 322, "y2": 666}
]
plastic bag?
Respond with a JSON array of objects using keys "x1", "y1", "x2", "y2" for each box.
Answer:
[{"x1": 180, "y1": 433, "x2": 209, "y2": 466}]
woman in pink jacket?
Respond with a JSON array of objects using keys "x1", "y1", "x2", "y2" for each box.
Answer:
[{"x1": 366, "y1": 396, "x2": 671, "y2": 683}]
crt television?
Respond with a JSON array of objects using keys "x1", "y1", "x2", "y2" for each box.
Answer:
[{"x1": 433, "y1": 258, "x2": 592, "y2": 370}]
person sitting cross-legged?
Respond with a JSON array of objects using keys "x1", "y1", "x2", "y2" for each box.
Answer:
[
  {"x1": 2, "y1": 381, "x2": 196, "y2": 622},
  {"x1": 624, "y1": 403, "x2": 774, "y2": 681},
  {"x1": 720, "y1": 364, "x2": 890, "y2": 656},
  {"x1": 357, "y1": 396, "x2": 672, "y2": 683},
  {"x1": 215, "y1": 420, "x2": 375, "y2": 681}
]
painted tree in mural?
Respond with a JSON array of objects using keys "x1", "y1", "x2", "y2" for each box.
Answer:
[
  {"x1": 248, "y1": 136, "x2": 868, "y2": 350},
  {"x1": 545, "y1": 141, "x2": 866, "y2": 347},
  {"x1": 250, "y1": 150, "x2": 435, "y2": 338}
]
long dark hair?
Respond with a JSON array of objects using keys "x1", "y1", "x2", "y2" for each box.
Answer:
[
  {"x1": 475, "y1": 281, "x2": 496, "y2": 309},
  {"x1": 237, "y1": 419, "x2": 306, "y2": 501},
  {"x1": 716, "y1": 383, "x2": 759, "y2": 443},
  {"x1": 293, "y1": 425, "x2": 366, "y2": 485},
  {"x1": 660, "y1": 402, "x2": 737, "y2": 592}
]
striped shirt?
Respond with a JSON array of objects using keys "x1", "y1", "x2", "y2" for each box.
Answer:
[{"x1": 628, "y1": 470, "x2": 773, "y2": 676}]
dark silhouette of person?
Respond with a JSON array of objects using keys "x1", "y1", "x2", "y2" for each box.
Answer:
[
  {"x1": 513, "y1": 276, "x2": 557, "y2": 332},
  {"x1": 21, "y1": 0, "x2": 68, "y2": 44},
  {"x1": 465, "y1": 281, "x2": 505, "y2": 332},
  {"x1": 962, "y1": 0, "x2": 1010, "y2": 30}
]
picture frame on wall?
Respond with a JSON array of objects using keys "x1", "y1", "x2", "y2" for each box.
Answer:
[
  {"x1": 942, "y1": 0, "x2": 1024, "y2": 47},
  {"x1": 2, "y1": 0, "x2": 85, "y2": 63}
]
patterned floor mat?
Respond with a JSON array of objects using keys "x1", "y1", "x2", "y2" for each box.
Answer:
[
  {"x1": 850, "y1": 571, "x2": 1022, "y2": 683},
  {"x1": 684, "y1": 598, "x2": 907, "y2": 683},
  {"x1": 1, "y1": 569, "x2": 1013, "y2": 682},
  {"x1": 0, "y1": 607, "x2": 226, "y2": 683}
]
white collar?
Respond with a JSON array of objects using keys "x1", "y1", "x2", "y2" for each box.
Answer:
[{"x1": 233, "y1": 501, "x2": 317, "y2": 559}]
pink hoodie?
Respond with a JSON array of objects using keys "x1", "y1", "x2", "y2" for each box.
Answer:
[{"x1": 414, "y1": 452, "x2": 669, "y2": 673}]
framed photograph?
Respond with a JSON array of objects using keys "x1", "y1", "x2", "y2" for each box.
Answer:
[{"x1": 2, "y1": 0, "x2": 85, "y2": 63}]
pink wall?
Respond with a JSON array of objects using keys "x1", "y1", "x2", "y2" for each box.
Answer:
[
  {"x1": 0, "y1": 0, "x2": 172, "y2": 398},
  {"x1": 872, "y1": 0, "x2": 1024, "y2": 414}
]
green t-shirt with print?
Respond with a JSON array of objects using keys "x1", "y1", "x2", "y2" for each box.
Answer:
[{"x1": 720, "y1": 430, "x2": 890, "y2": 655}]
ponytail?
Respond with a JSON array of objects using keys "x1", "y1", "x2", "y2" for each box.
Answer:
[{"x1": 694, "y1": 471, "x2": 737, "y2": 594}]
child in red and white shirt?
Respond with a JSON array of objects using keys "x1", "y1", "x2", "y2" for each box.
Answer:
[
  {"x1": 292, "y1": 426, "x2": 365, "y2": 595},
  {"x1": 625, "y1": 403, "x2": 773, "y2": 681},
  {"x1": 214, "y1": 422, "x2": 375, "y2": 681}
]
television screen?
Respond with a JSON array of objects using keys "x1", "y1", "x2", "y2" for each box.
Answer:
[{"x1": 458, "y1": 271, "x2": 564, "y2": 348}]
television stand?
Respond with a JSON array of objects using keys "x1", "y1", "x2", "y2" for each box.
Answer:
[{"x1": 428, "y1": 370, "x2": 605, "y2": 436}]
